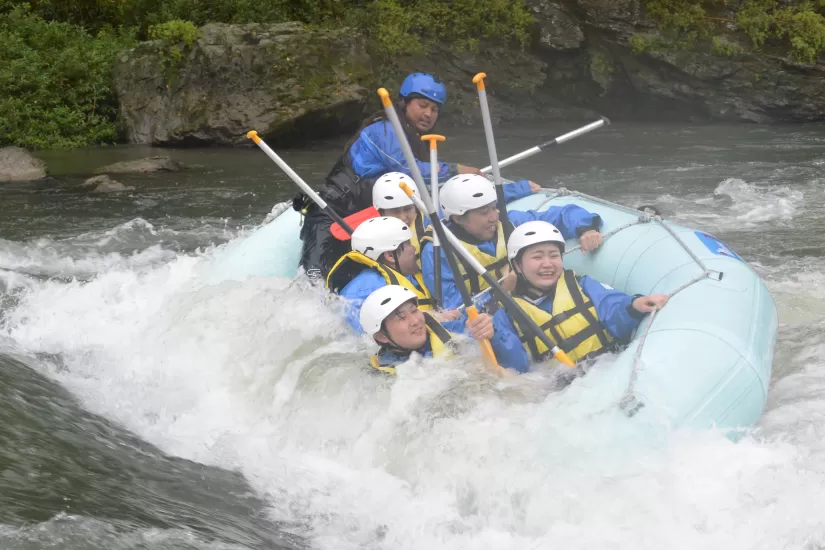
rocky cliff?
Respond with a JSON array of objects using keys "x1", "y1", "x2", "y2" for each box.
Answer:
[
  {"x1": 530, "y1": 0, "x2": 825, "y2": 123},
  {"x1": 114, "y1": 22, "x2": 375, "y2": 146},
  {"x1": 113, "y1": 1, "x2": 825, "y2": 147}
]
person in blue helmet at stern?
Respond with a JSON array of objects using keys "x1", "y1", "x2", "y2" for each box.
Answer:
[{"x1": 295, "y1": 72, "x2": 537, "y2": 282}]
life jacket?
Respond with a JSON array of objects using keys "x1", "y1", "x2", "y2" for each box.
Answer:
[
  {"x1": 411, "y1": 213, "x2": 434, "y2": 268},
  {"x1": 448, "y1": 221, "x2": 512, "y2": 295},
  {"x1": 511, "y1": 269, "x2": 614, "y2": 364},
  {"x1": 326, "y1": 251, "x2": 434, "y2": 309},
  {"x1": 369, "y1": 313, "x2": 455, "y2": 374}
]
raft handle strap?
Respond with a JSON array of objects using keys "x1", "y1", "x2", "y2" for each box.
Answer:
[{"x1": 618, "y1": 267, "x2": 716, "y2": 416}]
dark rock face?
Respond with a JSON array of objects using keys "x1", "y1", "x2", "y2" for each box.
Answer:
[
  {"x1": 113, "y1": 10, "x2": 825, "y2": 147},
  {"x1": 114, "y1": 23, "x2": 374, "y2": 147},
  {"x1": 529, "y1": 0, "x2": 825, "y2": 123}
]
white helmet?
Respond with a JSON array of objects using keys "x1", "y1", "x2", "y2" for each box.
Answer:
[
  {"x1": 360, "y1": 285, "x2": 418, "y2": 337},
  {"x1": 372, "y1": 172, "x2": 418, "y2": 209},
  {"x1": 507, "y1": 221, "x2": 566, "y2": 262},
  {"x1": 439, "y1": 174, "x2": 497, "y2": 218},
  {"x1": 351, "y1": 216, "x2": 412, "y2": 261}
]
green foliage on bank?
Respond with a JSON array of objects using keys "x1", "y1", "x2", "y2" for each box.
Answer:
[
  {"x1": 0, "y1": 0, "x2": 534, "y2": 149},
  {"x1": 634, "y1": 0, "x2": 825, "y2": 63},
  {"x1": 0, "y1": 6, "x2": 136, "y2": 149}
]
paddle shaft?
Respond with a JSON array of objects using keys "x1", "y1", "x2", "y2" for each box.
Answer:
[
  {"x1": 376, "y1": 90, "x2": 473, "y2": 306},
  {"x1": 481, "y1": 117, "x2": 610, "y2": 174},
  {"x1": 247, "y1": 131, "x2": 354, "y2": 235},
  {"x1": 422, "y1": 134, "x2": 445, "y2": 310},
  {"x1": 377, "y1": 89, "x2": 501, "y2": 371},
  {"x1": 473, "y1": 73, "x2": 511, "y2": 242}
]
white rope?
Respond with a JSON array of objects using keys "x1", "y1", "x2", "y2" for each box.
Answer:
[
  {"x1": 446, "y1": 188, "x2": 723, "y2": 418},
  {"x1": 617, "y1": 212, "x2": 725, "y2": 415}
]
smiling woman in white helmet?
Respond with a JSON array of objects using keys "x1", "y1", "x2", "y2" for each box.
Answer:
[
  {"x1": 465, "y1": 221, "x2": 668, "y2": 373},
  {"x1": 360, "y1": 285, "x2": 494, "y2": 374},
  {"x1": 421, "y1": 174, "x2": 605, "y2": 312},
  {"x1": 360, "y1": 285, "x2": 453, "y2": 373},
  {"x1": 326, "y1": 216, "x2": 462, "y2": 335}
]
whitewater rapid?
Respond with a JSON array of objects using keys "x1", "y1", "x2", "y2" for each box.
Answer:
[{"x1": 2, "y1": 171, "x2": 824, "y2": 549}]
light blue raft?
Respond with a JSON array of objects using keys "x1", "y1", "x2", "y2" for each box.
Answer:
[{"x1": 208, "y1": 189, "x2": 778, "y2": 434}]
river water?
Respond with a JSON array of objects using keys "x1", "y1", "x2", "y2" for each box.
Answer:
[{"x1": 1, "y1": 122, "x2": 824, "y2": 549}]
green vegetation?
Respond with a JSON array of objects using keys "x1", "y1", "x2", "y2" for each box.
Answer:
[
  {"x1": 0, "y1": 0, "x2": 533, "y2": 149},
  {"x1": 0, "y1": 6, "x2": 135, "y2": 149},
  {"x1": 634, "y1": 0, "x2": 825, "y2": 63},
  {"x1": 148, "y1": 19, "x2": 199, "y2": 77}
]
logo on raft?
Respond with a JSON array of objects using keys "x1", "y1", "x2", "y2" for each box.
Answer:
[{"x1": 694, "y1": 231, "x2": 743, "y2": 262}]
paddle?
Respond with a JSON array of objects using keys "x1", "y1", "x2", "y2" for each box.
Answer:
[
  {"x1": 399, "y1": 182, "x2": 575, "y2": 368},
  {"x1": 421, "y1": 133, "x2": 445, "y2": 310},
  {"x1": 376, "y1": 88, "x2": 503, "y2": 373},
  {"x1": 473, "y1": 72, "x2": 512, "y2": 242},
  {"x1": 480, "y1": 117, "x2": 611, "y2": 174},
  {"x1": 247, "y1": 131, "x2": 354, "y2": 236}
]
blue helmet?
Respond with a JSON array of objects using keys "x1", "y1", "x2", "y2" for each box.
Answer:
[{"x1": 399, "y1": 72, "x2": 446, "y2": 105}]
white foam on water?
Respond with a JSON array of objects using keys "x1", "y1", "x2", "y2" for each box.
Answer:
[
  {"x1": 2, "y1": 209, "x2": 825, "y2": 548},
  {"x1": 656, "y1": 178, "x2": 807, "y2": 232},
  {"x1": 0, "y1": 217, "x2": 224, "y2": 281},
  {"x1": 714, "y1": 178, "x2": 803, "y2": 225},
  {"x1": 0, "y1": 513, "x2": 246, "y2": 550}
]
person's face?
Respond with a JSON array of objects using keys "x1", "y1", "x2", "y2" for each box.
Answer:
[
  {"x1": 381, "y1": 240, "x2": 418, "y2": 275},
  {"x1": 374, "y1": 300, "x2": 427, "y2": 350},
  {"x1": 405, "y1": 98, "x2": 439, "y2": 132},
  {"x1": 453, "y1": 202, "x2": 499, "y2": 241},
  {"x1": 381, "y1": 205, "x2": 417, "y2": 227},
  {"x1": 515, "y1": 242, "x2": 564, "y2": 291}
]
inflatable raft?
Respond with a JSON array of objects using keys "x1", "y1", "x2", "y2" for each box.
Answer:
[{"x1": 209, "y1": 189, "x2": 778, "y2": 434}]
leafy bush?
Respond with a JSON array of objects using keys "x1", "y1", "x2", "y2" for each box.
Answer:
[
  {"x1": 0, "y1": 7, "x2": 136, "y2": 149},
  {"x1": 148, "y1": 18, "x2": 199, "y2": 74},
  {"x1": 0, "y1": 0, "x2": 534, "y2": 149},
  {"x1": 639, "y1": 0, "x2": 825, "y2": 63}
]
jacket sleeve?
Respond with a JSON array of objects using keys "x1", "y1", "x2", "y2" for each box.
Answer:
[
  {"x1": 421, "y1": 241, "x2": 466, "y2": 311},
  {"x1": 502, "y1": 180, "x2": 533, "y2": 203},
  {"x1": 579, "y1": 275, "x2": 645, "y2": 342},
  {"x1": 338, "y1": 272, "x2": 389, "y2": 334},
  {"x1": 488, "y1": 307, "x2": 531, "y2": 373},
  {"x1": 349, "y1": 121, "x2": 453, "y2": 182},
  {"x1": 509, "y1": 205, "x2": 602, "y2": 240}
]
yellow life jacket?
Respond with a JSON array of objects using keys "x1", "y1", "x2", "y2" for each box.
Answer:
[
  {"x1": 326, "y1": 251, "x2": 434, "y2": 309},
  {"x1": 410, "y1": 213, "x2": 433, "y2": 269},
  {"x1": 512, "y1": 269, "x2": 614, "y2": 364},
  {"x1": 450, "y1": 221, "x2": 510, "y2": 295},
  {"x1": 369, "y1": 312, "x2": 454, "y2": 374}
]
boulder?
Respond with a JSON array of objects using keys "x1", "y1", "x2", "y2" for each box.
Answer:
[
  {"x1": 114, "y1": 22, "x2": 374, "y2": 147},
  {"x1": 529, "y1": 1, "x2": 585, "y2": 51},
  {"x1": 525, "y1": 0, "x2": 825, "y2": 123},
  {"x1": 94, "y1": 156, "x2": 182, "y2": 174},
  {"x1": 0, "y1": 147, "x2": 47, "y2": 182},
  {"x1": 82, "y1": 174, "x2": 133, "y2": 193}
]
